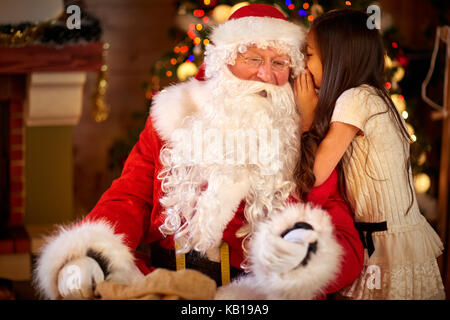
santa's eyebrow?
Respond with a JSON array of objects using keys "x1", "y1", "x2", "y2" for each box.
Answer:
[{"x1": 245, "y1": 48, "x2": 290, "y2": 59}]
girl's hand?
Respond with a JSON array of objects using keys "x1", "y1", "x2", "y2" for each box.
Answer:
[{"x1": 294, "y1": 70, "x2": 318, "y2": 132}]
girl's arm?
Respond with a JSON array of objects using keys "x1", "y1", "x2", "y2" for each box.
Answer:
[{"x1": 313, "y1": 121, "x2": 359, "y2": 186}]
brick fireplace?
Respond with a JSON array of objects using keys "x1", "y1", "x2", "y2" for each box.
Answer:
[
  {"x1": 0, "y1": 43, "x2": 103, "y2": 280},
  {"x1": 0, "y1": 76, "x2": 28, "y2": 256}
]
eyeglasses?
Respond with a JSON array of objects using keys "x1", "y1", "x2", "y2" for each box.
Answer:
[{"x1": 237, "y1": 54, "x2": 291, "y2": 72}]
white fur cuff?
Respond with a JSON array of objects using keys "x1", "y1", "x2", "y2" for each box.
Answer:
[
  {"x1": 33, "y1": 220, "x2": 143, "y2": 299},
  {"x1": 217, "y1": 203, "x2": 343, "y2": 300}
]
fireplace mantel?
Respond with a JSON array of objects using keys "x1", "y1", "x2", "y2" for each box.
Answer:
[
  {"x1": 0, "y1": 43, "x2": 103, "y2": 74},
  {"x1": 0, "y1": 42, "x2": 103, "y2": 126}
]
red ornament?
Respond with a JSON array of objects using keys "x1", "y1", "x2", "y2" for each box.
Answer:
[{"x1": 396, "y1": 53, "x2": 410, "y2": 67}]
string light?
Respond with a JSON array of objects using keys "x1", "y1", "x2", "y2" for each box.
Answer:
[
  {"x1": 345, "y1": 1, "x2": 351, "y2": 5},
  {"x1": 402, "y1": 111, "x2": 409, "y2": 119},
  {"x1": 187, "y1": 30, "x2": 196, "y2": 39},
  {"x1": 308, "y1": 15, "x2": 314, "y2": 21},
  {"x1": 298, "y1": 9, "x2": 307, "y2": 17},
  {"x1": 414, "y1": 173, "x2": 431, "y2": 193},
  {"x1": 303, "y1": 3, "x2": 310, "y2": 9},
  {"x1": 193, "y1": 9, "x2": 205, "y2": 17},
  {"x1": 406, "y1": 123, "x2": 415, "y2": 137}
]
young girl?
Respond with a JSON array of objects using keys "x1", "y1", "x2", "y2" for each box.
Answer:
[{"x1": 294, "y1": 9, "x2": 445, "y2": 299}]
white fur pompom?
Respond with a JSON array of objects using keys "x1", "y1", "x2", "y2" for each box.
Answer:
[{"x1": 33, "y1": 220, "x2": 144, "y2": 299}]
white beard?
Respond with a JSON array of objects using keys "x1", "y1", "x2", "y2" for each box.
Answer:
[{"x1": 158, "y1": 67, "x2": 300, "y2": 256}]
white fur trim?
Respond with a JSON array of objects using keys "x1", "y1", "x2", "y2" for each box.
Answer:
[
  {"x1": 205, "y1": 17, "x2": 306, "y2": 79},
  {"x1": 182, "y1": 173, "x2": 251, "y2": 255},
  {"x1": 216, "y1": 203, "x2": 343, "y2": 300},
  {"x1": 33, "y1": 220, "x2": 144, "y2": 300},
  {"x1": 211, "y1": 17, "x2": 304, "y2": 49},
  {"x1": 150, "y1": 78, "x2": 206, "y2": 142}
]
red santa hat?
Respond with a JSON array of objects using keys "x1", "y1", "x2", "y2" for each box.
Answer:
[{"x1": 200, "y1": 4, "x2": 305, "y2": 80}]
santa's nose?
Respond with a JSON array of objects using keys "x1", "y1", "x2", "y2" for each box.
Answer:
[{"x1": 256, "y1": 64, "x2": 276, "y2": 84}]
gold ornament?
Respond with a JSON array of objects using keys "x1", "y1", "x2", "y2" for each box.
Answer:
[
  {"x1": 406, "y1": 123, "x2": 414, "y2": 136},
  {"x1": 392, "y1": 66, "x2": 405, "y2": 83},
  {"x1": 91, "y1": 42, "x2": 110, "y2": 122},
  {"x1": 212, "y1": 4, "x2": 232, "y2": 23},
  {"x1": 391, "y1": 94, "x2": 406, "y2": 113},
  {"x1": 176, "y1": 61, "x2": 198, "y2": 82},
  {"x1": 384, "y1": 55, "x2": 397, "y2": 69}
]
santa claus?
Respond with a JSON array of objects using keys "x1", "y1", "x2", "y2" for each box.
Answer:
[{"x1": 34, "y1": 4, "x2": 364, "y2": 300}]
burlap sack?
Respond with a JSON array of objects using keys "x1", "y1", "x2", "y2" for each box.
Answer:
[{"x1": 95, "y1": 268, "x2": 217, "y2": 300}]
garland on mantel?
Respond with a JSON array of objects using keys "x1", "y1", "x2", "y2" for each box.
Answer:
[
  {"x1": 0, "y1": 8, "x2": 109, "y2": 123},
  {"x1": 0, "y1": 10, "x2": 102, "y2": 46}
]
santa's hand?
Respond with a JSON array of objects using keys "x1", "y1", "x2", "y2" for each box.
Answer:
[{"x1": 57, "y1": 256, "x2": 105, "y2": 299}]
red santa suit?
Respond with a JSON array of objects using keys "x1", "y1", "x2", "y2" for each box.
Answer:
[
  {"x1": 34, "y1": 113, "x2": 363, "y2": 299},
  {"x1": 34, "y1": 4, "x2": 364, "y2": 300}
]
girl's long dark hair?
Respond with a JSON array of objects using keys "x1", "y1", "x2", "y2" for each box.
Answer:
[{"x1": 294, "y1": 9, "x2": 414, "y2": 215}]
